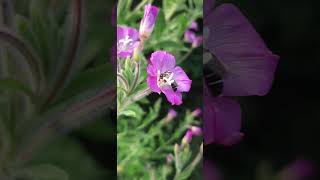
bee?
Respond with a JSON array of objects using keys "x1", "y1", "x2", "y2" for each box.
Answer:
[
  {"x1": 203, "y1": 51, "x2": 226, "y2": 96},
  {"x1": 159, "y1": 71, "x2": 178, "y2": 92},
  {"x1": 171, "y1": 81, "x2": 178, "y2": 92}
]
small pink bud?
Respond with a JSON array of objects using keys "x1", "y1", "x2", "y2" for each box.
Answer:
[
  {"x1": 139, "y1": 4, "x2": 159, "y2": 40},
  {"x1": 182, "y1": 129, "x2": 193, "y2": 145},
  {"x1": 191, "y1": 126, "x2": 202, "y2": 136},
  {"x1": 166, "y1": 154, "x2": 174, "y2": 164},
  {"x1": 165, "y1": 109, "x2": 177, "y2": 122},
  {"x1": 191, "y1": 108, "x2": 202, "y2": 117}
]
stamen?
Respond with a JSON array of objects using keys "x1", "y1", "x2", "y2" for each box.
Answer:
[{"x1": 118, "y1": 35, "x2": 133, "y2": 51}]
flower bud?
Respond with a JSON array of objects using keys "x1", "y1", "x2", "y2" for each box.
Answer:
[
  {"x1": 164, "y1": 109, "x2": 177, "y2": 123},
  {"x1": 191, "y1": 126, "x2": 202, "y2": 136},
  {"x1": 166, "y1": 154, "x2": 174, "y2": 164},
  {"x1": 191, "y1": 108, "x2": 202, "y2": 118},
  {"x1": 139, "y1": 4, "x2": 159, "y2": 41},
  {"x1": 182, "y1": 129, "x2": 193, "y2": 145}
]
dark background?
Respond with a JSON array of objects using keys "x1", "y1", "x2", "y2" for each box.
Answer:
[{"x1": 205, "y1": 0, "x2": 320, "y2": 179}]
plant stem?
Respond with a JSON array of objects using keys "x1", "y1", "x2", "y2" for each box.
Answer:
[
  {"x1": 118, "y1": 87, "x2": 151, "y2": 114},
  {"x1": 129, "y1": 61, "x2": 140, "y2": 93},
  {"x1": 177, "y1": 47, "x2": 194, "y2": 64}
]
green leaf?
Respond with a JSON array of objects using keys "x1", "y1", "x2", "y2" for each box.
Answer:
[
  {"x1": 31, "y1": 137, "x2": 108, "y2": 180},
  {"x1": 153, "y1": 40, "x2": 184, "y2": 51},
  {"x1": 153, "y1": 9, "x2": 166, "y2": 38},
  {"x1": 119, "y1": 109, "x2": 136, "y2": 118},
  {"x1": 58, "y1": 64, "x2": 114, "y2": 102},
  {"x1": 0, "y1": 78, "x2": 37, "y2": 103},
  {"x1": 14, "y1": 164, "x2": 69, "y2": 180},
  {"x1": 163, "y1": 0, "x2": 186, "y2": 20}
]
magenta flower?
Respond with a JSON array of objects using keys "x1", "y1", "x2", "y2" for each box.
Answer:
[
  {"x1": 184, "y1": 21, "x2": 203, "y2": 48},
  {"x1": 139, "y1": 4, "x2": 159, "y2": 40},
  {"x1": 191, "y1": 108, "x2": 202, "y2": 117},
  {"x1": 147, "y1": 51, "x2": 192, "y2": 105},
  {"x1": 190, "y1": 126, "x2": 202, "y2": 136},
  {"x1": 165, "y1": 108, "x2": 177, "y2": 122},
  {"x1": 203, "y1": 1, "x2": 279, "y2": 145},
  {"x1": 117, "y1": 26, "x2": 140, "y2": 58},
  {"x1": 182, "y1": 129, "x2": 193, "y2": 145}
]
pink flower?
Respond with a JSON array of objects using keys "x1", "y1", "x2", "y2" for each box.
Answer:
[
  {"x1": 182, "y1": 129, "x2": 193, "y2": 145},
  {"x1": 147, "y1": 51, "x2": 192, "y2": 105},
  {"x1": 165, "y1": 109, "x2": 177, "y2": 123},
  {"x1": 184, "y1": 21, "x2": 203, "y2": 48},
  {"x1": 139, "y1": 4, "x2": 159, "y2": 40},
  {"x1": 190, "y1": 126, "x2": 202, "y2": 136},
  {"x1": 117, "y1": 26, "x2": 140, "y2": 58},
  {"x1": 191, "y1": 108, "x2": 202, "y2": 118}
]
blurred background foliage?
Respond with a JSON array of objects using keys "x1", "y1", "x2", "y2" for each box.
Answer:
[
  {"x1": 1, "y1": 0, "x2": 116, "y2": 179},
  {"x1": 205, "y1": 0, "x2": 320, "y2": 179}
]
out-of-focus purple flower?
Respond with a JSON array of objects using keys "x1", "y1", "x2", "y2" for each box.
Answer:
[
  {"x1": 279, "y1": 159, "x2": 315, "y2": 180},
  {"x1": 184, "y1": 21, "x2": 203, "y2": 48},
  {"x1": 166, "y1": 154, "x2": 174, "y2": 164},
  {"x1": 182, "y1": 129, "x2": 193, "y2": 145},
  {"x1": 147, "y1": 51, "x2": 192, "y2": 105},
  {"x1": 139, "y1": 4, "x2": 159, "y2": 40},
  {"x1": 204, "y1": 159, "x2": 222, "y2": 180},
  {"x1": 117, "y1": 26, "x2": 140, "y2": 58},
  {"x1": 204, "y1": 4, "x2": 279, "y2": 96},
  {"x1": 204, "y1": 85, "x2": 243, "y2": 145},
  {"x1": 165, "y1": 109, "x2": 177, "y2": 123},
  {"x1": 203, "y1": 1, "x2": 278, "y2": 145},
  {"x1": 191, "y1": 108, "x2": 202, "y2": 117},
  {"x1": 189, "y1": 21, "x2": 199, "y2": 31},
  {"x1": 190, "y1": 126, "x2": 202, "y2": 136}
]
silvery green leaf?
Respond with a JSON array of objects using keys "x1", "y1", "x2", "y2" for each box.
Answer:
[{"x1": 13, "y1": 164, "x2": 69, "y2": 180}]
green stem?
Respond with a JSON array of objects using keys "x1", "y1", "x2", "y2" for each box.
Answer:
[
  {"x1": 118, "y1": 87, "x2": 151, "y2": 114},
  {"x1": 129, "y1": 61, "x2": 140, "y2": 93},
  {"x1": 177, "y1": 47, "x2": 194, "y2": 64},
  {"x1": 117, "y1": 73, "x2": 129, "y2": 91}
]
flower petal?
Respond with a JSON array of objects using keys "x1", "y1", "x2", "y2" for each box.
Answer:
[
  {"x1": 150, "y1": 51, "x2": 176, "y2": 73},
  {"x1": 205, "y1": 4, "x2": 279, "y2": 96},
  {"x1": 147, "y1": 76, "x2": 161, "y2": 94},
  {"x1": 147, "y1": 63, "x2": 157, "y2": 76},
  {"x1": 173, "y1": 66, "x2": 192, "y2": 92},
  {"x1": 204, "y1": 94, "x2": 243, "y2": 145},
  {"x1": 162, "y1": 88, "x2": 182, "y2": 105},
  {"x1": 117, "y1": 26, "x2": 140, "y2": 58}
]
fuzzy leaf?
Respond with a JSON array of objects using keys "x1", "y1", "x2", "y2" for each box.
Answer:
[{"x1": 14, "y1": 164, "x2": 69, "y2": 180}]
